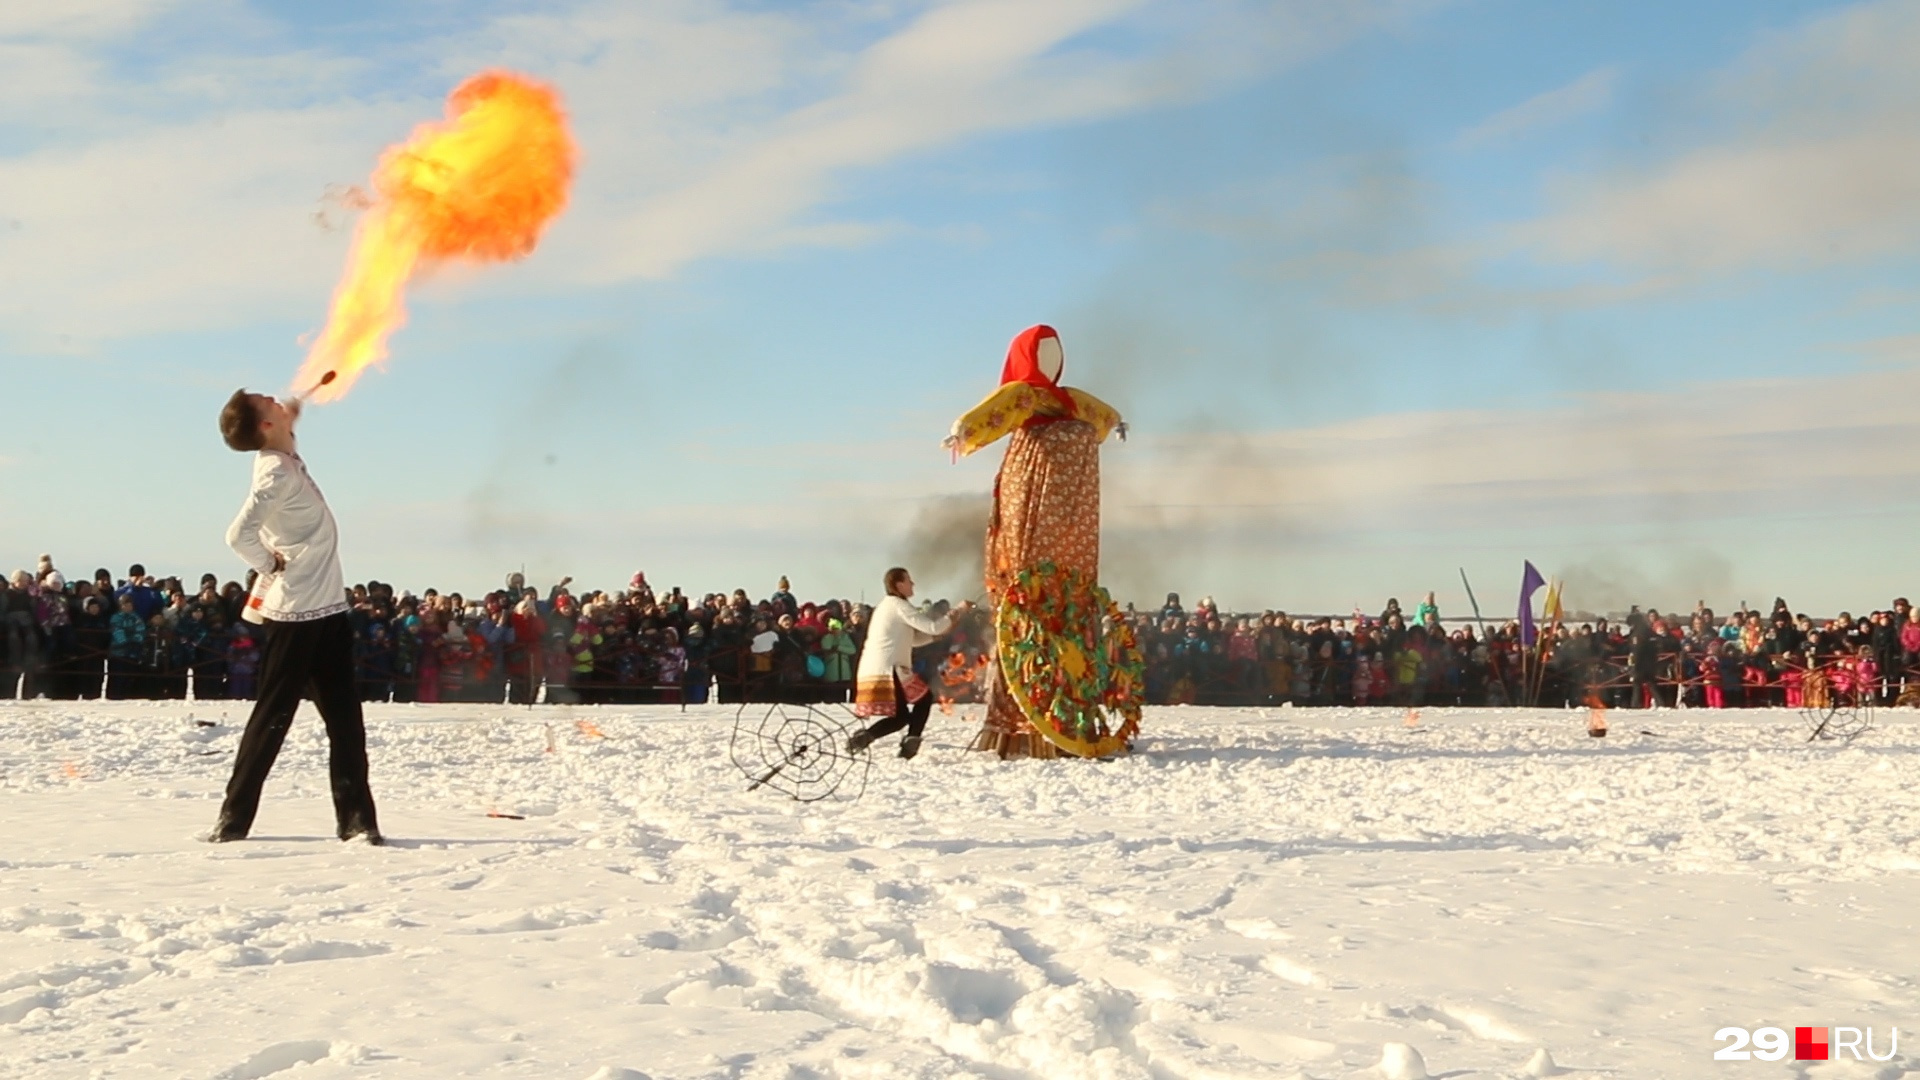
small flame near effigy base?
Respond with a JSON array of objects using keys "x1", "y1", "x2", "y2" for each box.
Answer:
[{"x1": 1586, "y1": 695, "x2": 1609, "y2": 738}]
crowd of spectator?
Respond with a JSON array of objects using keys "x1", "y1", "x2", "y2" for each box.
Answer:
[
  {"x1": 1130, "y1": 592, "x2": 1920, "y2": 710},
  {"x1": 4, "y1": 555, "x2": 1916, "y2": 711},
  {"x1": 0, "y1": 558, "x2": 976, "y2": 708}
]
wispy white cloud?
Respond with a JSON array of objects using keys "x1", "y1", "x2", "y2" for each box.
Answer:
[
  {"x1": 0, "y1": 0, "x2": 1425, "y2": 348},
  {"x1": 1513, "y1": 130, "x2": 1920, "y2": 274},
  {"x1": 1107, "y1": 358, "x2": 1920, "y2": 533},
  {"x1": 1512, "y1": 0, "x2": 1920, "y2": 278},
  {"x1": 339, "y1": 358, "x2": 1920, "y2": 609},
  {"x1": 557, "y1": 0, "x2": 1431, "y2": 280},
  {"x1": 1191, "y1": 0, "x2": 1920, "y2": 317},
  {"x1": 584, "y1": 0, "x2": 1162, "y2": 279},
  {"x1": 0, "y1": 0, "x2": 178, "y2": 39},
  {"x1": 1457, "y1": 65, "x2": 1618, "y2": 147},
  {"x1": 1084, "y1": 359, "x2": 1920, "y2": 610},
  {"x1": 0, "y1": 99, "x2": 420, "y2": 347}
]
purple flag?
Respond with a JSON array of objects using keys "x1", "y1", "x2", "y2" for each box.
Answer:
[{"x1": 1518, "y1": 561, "x2": 1546, "y2": 646}]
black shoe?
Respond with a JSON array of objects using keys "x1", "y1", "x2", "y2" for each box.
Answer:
[
  {"x1": 201, "y1": 827, "x2": 246, "y2": 844},
  {"x1": 846, "y1": 729, "x2": 876, "y2": 754},
  {"x1": 898, "y1": 735, "x2": 923, "y2": 760},
  {"x1": 338, "y1": 817, "x2": 384, "y2": 844}
]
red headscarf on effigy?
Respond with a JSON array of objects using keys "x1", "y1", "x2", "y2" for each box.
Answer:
[{"x1": 1001, "y1": 324, "x2": 1078, "y2": 417}]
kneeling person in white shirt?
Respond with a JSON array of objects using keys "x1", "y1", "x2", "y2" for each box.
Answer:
[
  {"x1": 207, "y1": 389, "x2": 381, "y2": 845},
  {"x1": 846, "y1": 567, "x2": 953, "y2": 760}
]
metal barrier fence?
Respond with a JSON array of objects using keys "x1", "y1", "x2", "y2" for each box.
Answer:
[{"x1": 8, "y1": 634, "x2": 1916, "y2": 711}]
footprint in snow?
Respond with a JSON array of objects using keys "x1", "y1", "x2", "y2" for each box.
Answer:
[
  {"x1": 640, "y1": 918, "x2": 750, "y2": 952},
  {"x1": 687, "y1": 886, "x2": 739, "y2": 918},
  {"x1": 272, "y1": 939, "x2": 391, "y2": 963},
  {"x1": 873, "y1": 879, "x2": 934, "y2": 904},
  {"x1": 213, "y1": 1040, "x2": 338, "y2": 1079},
  {"x1": 923, "y1": 963, "x2": 1027, "y2": 1025},
  {"x1": 466, "y1": 908, "x2": 599, "y2": 934}
]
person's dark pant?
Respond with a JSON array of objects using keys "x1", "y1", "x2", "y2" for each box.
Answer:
[
  {"x1": 215, "y1": 614, "x2": 378, "y2": 840},
  {"x1": 106, "y1": 657, "x2": 140, "y2": 699},
  {"x1": 356, "y1": 675, "x2": 390, "y2": 703},
  {"x1": 192, "y1": 662, "x2": 226, "y2": 702},
  {"x1": 507, "y1": 671, "x2": 536, "y2": 705},
  {"x1": 684, "y1": 672, "x2": 709, "y2": 705},
  {"x1": 568, "y1": 669, "x2": 596, "y2": 705},
  {"x1": 857, "y1": 676, "x2": 934, "y2": 745},
  {"x1": 76, "y1": 656, "x2": 103, "y2": 699}
]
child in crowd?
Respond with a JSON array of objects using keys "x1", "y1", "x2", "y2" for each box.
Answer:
[
  {"x1": 227, "y1": 627, "x2": 260, "y2": 699},
  {"x1": 1393, "y1": 641, "x2": 1422, "y2": 706},
  {"x1": 1701, "y1": 641, "x2": 1724, "y2": 709},
  {"x1": 657, "y1": 628, "x2": 687, "y2": 691},
  {"x1": 1855, "y1": 645, "x2": 1880, "y2": 706},
  {"x1": 107, "y1": 597, "x2": 145, "y2": 700}
]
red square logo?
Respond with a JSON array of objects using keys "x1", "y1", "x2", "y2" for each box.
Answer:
[{"x1": 1796, "y1": 1027, "x2": 1829, "y2": 1061}]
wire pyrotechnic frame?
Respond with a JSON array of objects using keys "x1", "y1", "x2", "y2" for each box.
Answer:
[{"x1": 729, "y1": 702, "x2": 872, "y2": 802}]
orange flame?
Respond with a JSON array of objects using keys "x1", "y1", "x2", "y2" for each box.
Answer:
[{"x1": 295, "y1": 71, "x2": 576, "y2": 403}]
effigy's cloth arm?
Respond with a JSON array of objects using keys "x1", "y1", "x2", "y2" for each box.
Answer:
[{"x1": 943, "y1": 383, "x2": 1124, "y2": 458}]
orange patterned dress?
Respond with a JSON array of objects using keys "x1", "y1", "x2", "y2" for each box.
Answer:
[{"x1": 948, "y1": 382, "x2": 1123, "y2": 758}]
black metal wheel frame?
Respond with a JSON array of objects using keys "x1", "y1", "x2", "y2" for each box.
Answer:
[
  {"x1": 728, "y1": 701, "x2": 872, "y2": 802},
  {"x1": 1803, "y1": 693, "x2": 1874, "y2": 742}
]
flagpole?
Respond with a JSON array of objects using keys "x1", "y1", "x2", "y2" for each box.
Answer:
[
  {"x1": 1523, "y1": 635, "x2": 1534, "y2": 706},
  {"x1": 1536, "y1": 578, "x2": 1564, "y2": 708},
  {"x1": 1459, "y1": 568, "x2": 1492, "y2": 642},
  {"x1": 1516, "y1": 562, "x2": 1547, "y2": 708},
  {"x1": 1461, "y1": 568, "x2": 1514, "y2": 706},
  {"x1": 1529, "y1": 589, "x2": 1545, "y2": 707},
  {"x1": 1530, "y1": 632, "x2": 1545, "y2": 707},
  {"x1": 1530, "y1": 586, "x2": 1558, "y2": 707}
]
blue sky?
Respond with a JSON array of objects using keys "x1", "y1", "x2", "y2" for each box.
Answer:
[{"x1": 6, "y1": 0, "x2": 1920, "y2": 616}]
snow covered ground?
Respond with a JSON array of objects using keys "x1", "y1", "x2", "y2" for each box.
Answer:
[{"x1": 2, "y1": 700, "x2": 1917, "y2": 1080}]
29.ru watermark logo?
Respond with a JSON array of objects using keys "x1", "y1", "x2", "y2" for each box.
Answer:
[{"x1": 1713, "y1": 1026, "x2": 1898, "y2": 1061}]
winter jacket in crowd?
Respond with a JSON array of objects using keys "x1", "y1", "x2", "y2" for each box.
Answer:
[
  {"x1": 108, "y1": 610, "x2": 146, "y2": 660},
  {"x1": 818, "y1": 624, "x2": 857, "y2": 682}
]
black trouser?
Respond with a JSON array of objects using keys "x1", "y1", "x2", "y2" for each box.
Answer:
[
  {"x1": 506, "y1": 668, "x2": 536, "y2": 705},
  {"x1": 216, "y1": 614, "x2": 378, "y2": 839},
  {"x1": 858, "y1": 675, "x2": 934, "y2": 744},
  {"x1": 106, "y1": 657, "x2": 140, "y2": 699}
]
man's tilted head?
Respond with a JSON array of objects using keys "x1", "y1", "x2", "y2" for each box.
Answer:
[{"x1": 219, "y1": 389, "x2": 265, "y2": 452}]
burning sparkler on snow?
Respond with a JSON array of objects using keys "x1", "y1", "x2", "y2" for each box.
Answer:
[{"x1": 293, "y1": 71, "x2": 576, "y2": 404}]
